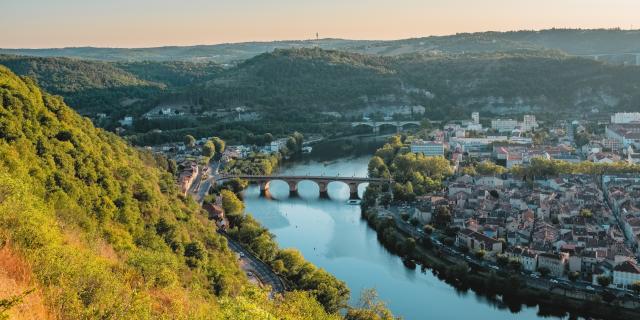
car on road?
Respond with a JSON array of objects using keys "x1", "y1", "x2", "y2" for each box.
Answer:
[
  {"x1": 238, "y1": 252, "x2": 245, "y2": 258},
  {"x1": 586, "y1": 286, "x2": 595, "y2": 291},
  {"x1": 490, "y1": 265, "x2": 499, "y2": 270},
  {"x1": 550, "y1": 279, "x2": 559, "y2": 284}
]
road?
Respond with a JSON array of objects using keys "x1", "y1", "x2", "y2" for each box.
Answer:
[
  {"x1": 223, "y1": 233, "x2": 286, "y2": 294},
  {"x1": 185, "y1": 159, "x2": 286, "y2": 295},
  {"x1": 190, "y1": 160, "x2": 222, "y2": 204}
]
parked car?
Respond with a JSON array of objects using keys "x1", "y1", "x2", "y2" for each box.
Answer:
[{"x1": 586, "y1": 286, "x2": 595, "y2": 291}]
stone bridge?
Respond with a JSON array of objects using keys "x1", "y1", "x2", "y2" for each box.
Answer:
[
  {"x1": 351, "y1": 121, "x2": 420, "y2": 133},
  {"x1": 218, "y1": 174, "x2": 391, "y2": 199}
]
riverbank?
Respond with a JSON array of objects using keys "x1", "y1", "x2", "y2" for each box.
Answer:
[
  {"x1": 360, "y1": 201, "x2": 640, "y2": 320},
  {"x1": 242, "y1": 156, "x2": 565, "y2": 319}
]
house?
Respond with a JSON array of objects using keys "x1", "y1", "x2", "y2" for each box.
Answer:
[
  {"x1": 506, "y1": 246, "x2": 538, "y2": 272},
  {"x1": 612, "y1": 260, "x2": 640, "y2": 289},
  {"x1": 537, "y1": 252, "x2": 568, "y2": 277},
  {"x1": 410, "y1": 140, "x2": 444, "y2": 157},
  {"x1": 270, "y1": 138, "x2": 289, "y2": 153},
  {"x1": 475, "y1": 176, "x2": 504, "y2": 188},
  {"x1": 456, "y1": 228, "x2": 503, "y2": 254}
]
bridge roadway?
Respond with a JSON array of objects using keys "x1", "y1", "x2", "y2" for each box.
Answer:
[
  {"x1": 218, "y1": 174, "x2": 391, "y2": 199},
  {"x1": 351, "y1": 121, "x2": 420, "y2": 133}
]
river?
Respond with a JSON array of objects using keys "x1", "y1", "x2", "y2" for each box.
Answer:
[{"x1": 242, "y1": 154, "x2": 566, "y2": 320}]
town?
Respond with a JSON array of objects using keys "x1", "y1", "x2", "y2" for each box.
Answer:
[{"x1": 362, "y1": 111, "x2": 640, "y2": 301}]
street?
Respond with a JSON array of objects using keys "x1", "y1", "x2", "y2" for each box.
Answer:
[{"x1": 223, "y1": 233, "x2": 286, "y2": 294}]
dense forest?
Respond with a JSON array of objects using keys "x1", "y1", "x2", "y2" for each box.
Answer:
[
  {"x1": 0, "y1": 55, "x2": 224, "y2": 120},
  {"x1": 2, "y1": 41, "x2": 640, "y2": 145},
  {"x1": 177, "y1": 48, "x2": 640, "y2": 120},
  {"x1": 0, "y1": 66, "x2": 366, "y2": 319}
]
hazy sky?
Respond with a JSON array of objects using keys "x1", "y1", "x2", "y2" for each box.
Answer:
[{"x1": 2, "y1": 0, "x2": 639, "y2": 48}]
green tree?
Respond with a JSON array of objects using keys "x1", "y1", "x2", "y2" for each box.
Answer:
[
  {"x1": 433, "y1": 206, "x2": 451, "y2": 228},
  {"x1": 568, "y1": 271, "x2": 580, "y2": 282},
  {"x1": 596, "y1": 275, "x2": 612, "y2": 287},
  {"x1": 508, "y1": 259, "x2": 522, "y2": 271},
  {"x1": 630, "y1": 281, "x2": 640, "y2": 294},
  {"x1": 476, "y1": 161, "x2": 506, "y2": 175},
  {"x1": 202, "y1": 140, "x2": 216, "y2": 158},
  {"x1": 538, "y1": 267, "x2": 551, "y2": 277},
  {"x1": 221, "y1": 189, "x2": 244, "y2": 215},
  {"x1": 345, "y1": 288, "x2": 398, "y2": 320},
  {"x1": 580, "y1": 208, "x2": 593, "y2": 218},
  {"x1": 184, "y1": 134, "x2": 196, "y2": 148},
  {"x1": 210, "y1": 136, "x2": 225, "y2": 154},
  {"x1": 496, "y1": 254, "x2": 509, "y2": 267}
]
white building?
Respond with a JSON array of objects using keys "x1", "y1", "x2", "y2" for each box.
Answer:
[
  {"x1": 119, "y1": 116, "x2": 133, "y2": 127},
  {"x1": 472, "y1": 112, "x2": 480, "y2": 124},
  {"x1": 611, "y1": 112, "x2": 640, "y2": 124},
  {"x1": 410, "y1": 140, "x2": 444, "y2": 157},
  {"x1": 612, "y1": 260, "x2": 640, "y2": 289},
  {"x1": 491, "y1": 119, "x2": 518, "y2": 132},
  {"x1": 522, "y1": 115, "x2": 539, "y2": 131},
  {"x1": 606, "y1": 124, "x2": 640, "y2": 149},
  {"x1": 269, "y1": 138, "x2": 288, "y2": 153}
]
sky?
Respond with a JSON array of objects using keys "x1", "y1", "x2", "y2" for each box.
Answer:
[{"x1": 2, "y1": 0, "x2": 640, "y2": 48}]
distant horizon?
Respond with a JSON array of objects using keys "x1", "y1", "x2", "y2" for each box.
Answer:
[
  {"x1": 3, "y1": 0, "x2": 640, "y2": 49},
  {"x1": 2, "y1": 27, "x2": 639, "y2": 50}
]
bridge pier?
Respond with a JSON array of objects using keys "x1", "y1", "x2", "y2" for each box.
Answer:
[
  {"x1": 318, "y1": 181, "x2": 329, "y2": 199},
  {"x1": 349, "y1": 183, "x2": 360, "y2": 200},
  {"x1": 287, "y1": 180, "x2": 299, "y2": 197},
  {"x1": 259, "y1": 181, "x2": 269, "y2": 196},
  {"x1": 372, "y1": 126, "x2": 380, "y2": 134}
]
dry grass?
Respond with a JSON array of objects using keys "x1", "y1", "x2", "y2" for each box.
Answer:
[{"x1": 0, "y1": 245, "x2": 51, "y2": 320}]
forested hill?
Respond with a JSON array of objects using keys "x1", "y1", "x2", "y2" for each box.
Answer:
[
  {"x1": 181, "y1": 48, "x2": 403, "y2": 118},
  {"x1": 0, "y1": 55, "x2": 222, "y2": 117},
  {"x1": 174, "y1": 48, "x2": 640, "y2": 119},
  {"x1": 3, "y1": 46, "x2": 640, "y2": 124},
  {"x1": 0, "y1": 66, "x2": 344, "y2": 319},
  {"x1": 2, "y1": 29, "x2": 640, "y2": 63}
]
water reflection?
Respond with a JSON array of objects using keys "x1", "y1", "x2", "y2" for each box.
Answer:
[{"x1": 242, "y1": 156, "x2": 568, "y2": 320}]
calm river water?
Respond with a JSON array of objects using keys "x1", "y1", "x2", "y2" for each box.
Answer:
[{"x1": 242, "y1": 154, "x2": 566, "y2": 320}]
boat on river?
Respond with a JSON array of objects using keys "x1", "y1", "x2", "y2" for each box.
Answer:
[{"x1": 347, "y1": 199, "x2": 361, "y2": 205}]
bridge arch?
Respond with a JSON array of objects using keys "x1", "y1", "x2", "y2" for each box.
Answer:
[
  {"x1": 221, "y1": 174, "x2": 390, "y2": 200},
  {"x1": 401, "y1": 122, "x2": 420, "y2": 130},
  {"x1": 377, "y1": 123, "x2": 399, "y2": 134}
]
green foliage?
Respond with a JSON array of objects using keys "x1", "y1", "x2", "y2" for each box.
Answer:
[
  {"x1": 345, "y1": 289, "x2": 399, "y2": 320},
  {"x1": 225, "y1": 152, "x2": 281, "y2": 175},
  {"x1": 0, "y1": 67, "x2": 340, "y2": 319},
  {"x1": 210, "y1": 136, "x2": 226, "y2": 154},
  {"x1": 221, "y1": 189, "x2": 245, "y2": 215},
  {"x1": 202, "y1": 140, "x2": 216, "y2": 158},
  {"x1": 475, "y1": 161, "x2": 507, "y2": 175},
  {"x1": 596, "y1": 275, "x2": 612, "y2": 287},
  {"x1": 184, "y1": 134, "x2": 196, "y2": 147},
  {"x1": 433, "y1": 206, "x2": 452, "y2": 229},
  {"x1": 512, "y1": 158, "x2": 640, "y2": 178},
  {"x1": 228, "y1": 215, "x2": 350, "y2": 314}
]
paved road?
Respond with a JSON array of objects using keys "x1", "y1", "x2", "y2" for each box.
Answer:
[
  {"x1": 191, "y1": 160, "x2": 222, "y2": 204},
  {"x1": 223, "y1": 233, "x2": 286, "y2": 294}
]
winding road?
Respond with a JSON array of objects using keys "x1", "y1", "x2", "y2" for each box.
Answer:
[{"x1": 223, "y1": 233, "x2": 286, "y2": 294}]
